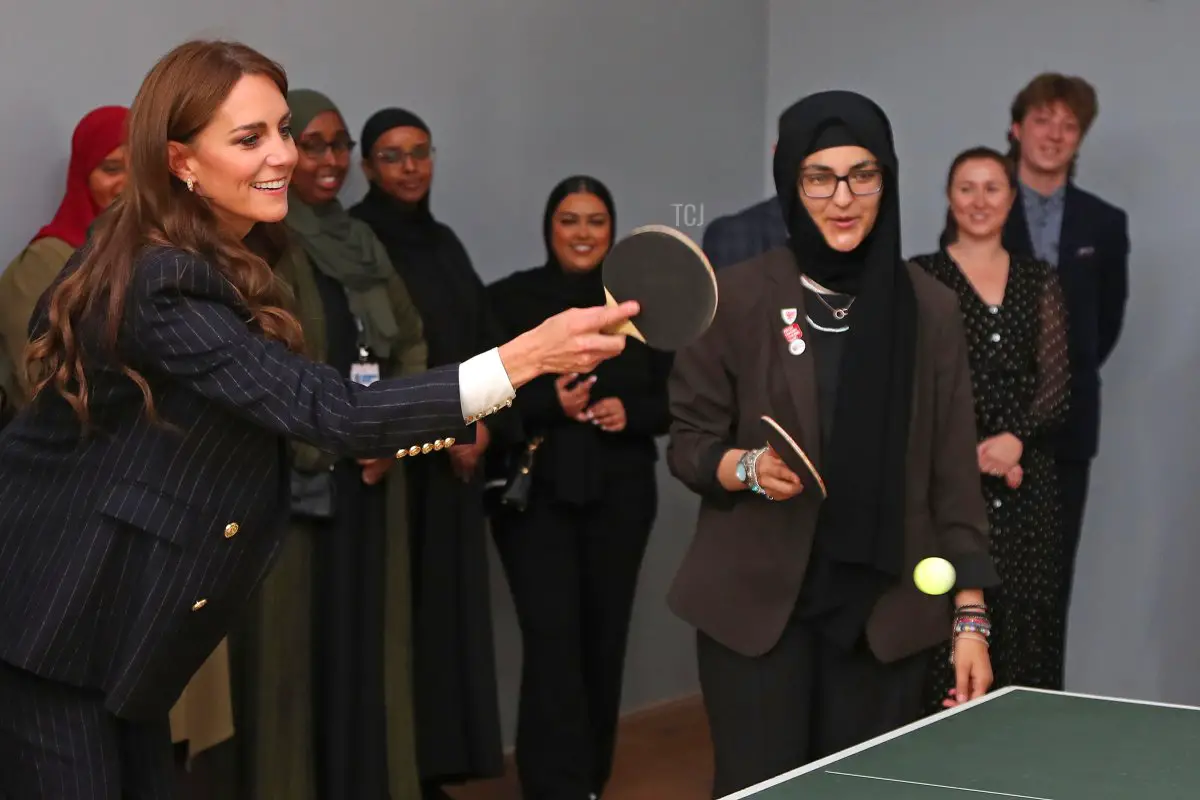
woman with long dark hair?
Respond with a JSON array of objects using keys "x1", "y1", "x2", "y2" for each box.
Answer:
[
  {"x1": 0, "y1": 40, "x2": 635, "y2": 797},
  {"x1": 486, "y1": 175, "x2": 672, "y2": 800}
]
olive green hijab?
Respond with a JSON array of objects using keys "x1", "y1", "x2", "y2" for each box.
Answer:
[{"x1": 284, "y1": 89, "x2": 400, "y2": 356}]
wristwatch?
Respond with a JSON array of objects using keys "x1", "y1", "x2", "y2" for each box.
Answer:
[{"x1": 735, "y1": 447, "x2": 766, "y2": 494}]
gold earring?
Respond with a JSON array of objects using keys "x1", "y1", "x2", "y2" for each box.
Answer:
[{"x1": 186, "y1": 177, "x2": 195, "y2": 192}]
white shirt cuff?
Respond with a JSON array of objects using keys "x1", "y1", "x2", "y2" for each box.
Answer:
[{"x1": 458, "y1": 348, "x2": 516, "y2": 423}]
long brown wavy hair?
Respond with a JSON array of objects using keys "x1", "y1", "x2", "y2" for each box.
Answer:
[{"x1": 25, "y1": 40, "x2": 305, "y2": 428}]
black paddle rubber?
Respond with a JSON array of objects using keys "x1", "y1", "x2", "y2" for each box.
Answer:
[{"x1": 602, "y1": 224, "x2": 717, "y2": 351}]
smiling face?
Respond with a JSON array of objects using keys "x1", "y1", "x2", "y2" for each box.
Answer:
[
  {"x1": 948, "y1": 156, "x2": 1015, "y2": 242},
  {"x1": 88, "y1": 145, "x2": 127, "y2": 210},
  {"x1": 550, "y1": 192, "x2": 612, "y2": 274},
  {"x1": 167, "y1": 73, "x2": 297, "y2": 237},
  {"x1": 797, "y1": 145, "x2": 882, "y2": 252},
  {"x1": 1011, "y1": 100, "x2": 1081, "y2": 179},
  {"x1": 363, "y1": 125, "x2": 434, "y2": 204},
  {"x1": 291, "y1": 109, "x2": 351, "y2": 205}
]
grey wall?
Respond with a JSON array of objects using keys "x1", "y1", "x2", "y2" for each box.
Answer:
[
  {"x1": 0, "y1": 0, "x2": 769, "y2": 742},
  {"x1": 768, "y1": 0, "x2": 1198, "y2": 706},
  {"x1": 7, "y1": 0, "x2": 1190, "y2": 744}
]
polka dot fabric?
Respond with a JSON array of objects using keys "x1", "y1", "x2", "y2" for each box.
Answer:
[{"x1": 911, "y1": 249, "x2": 1070, "y2": 713}]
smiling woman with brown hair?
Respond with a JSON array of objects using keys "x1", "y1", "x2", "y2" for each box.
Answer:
[
  {"x1": 0, "y1": 40, "x2": 636, "y2": 797},
  {"x1": 913, "y1": 145, "x2": 1070, "y2": 713}
]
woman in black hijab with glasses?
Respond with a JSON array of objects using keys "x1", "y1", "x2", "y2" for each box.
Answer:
[
  {"x1": 349, "y1": 108, "x2": 517, "y2": 798},
  {"x1": 665, "y1": 91, "x2": 1001, "y2": 797},
  {"x1": 485, "y1": 176, "x2": 672, "y2": 800}
]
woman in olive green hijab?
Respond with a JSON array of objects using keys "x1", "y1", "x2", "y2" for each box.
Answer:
[{"x1": 228, "y1": 88, "x2": 426, "y2": 800}]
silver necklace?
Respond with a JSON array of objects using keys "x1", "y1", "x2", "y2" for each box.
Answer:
[
  {"x1": 806, "y1": 314, "x2": 849, "y2": 334},
  {"x1": 800, "y1": 275, "x2": 855, "y2": 320}
]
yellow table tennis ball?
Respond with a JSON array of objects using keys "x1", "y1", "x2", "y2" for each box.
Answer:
[{"x1": 913, "y1": 557, "x2": 956, "y2": 596}]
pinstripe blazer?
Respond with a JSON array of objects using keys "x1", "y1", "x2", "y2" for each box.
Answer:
[{"x1": 0, "y1": 245, "x2": 487, "y2": 721}]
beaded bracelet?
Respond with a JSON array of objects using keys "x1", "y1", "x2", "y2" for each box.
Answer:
[
  {"x1": 953, "y1": 605, "x2": 991, "y2": 627},
  {"x1": 954, "y1": 619, "x2": 992, "y2": 638},
  {"x1": 948, "y1": 603, "x2": 991, "y2": 666},
  {"x1": 954, "y1": 603, "x2": 989, "y2": 615}
]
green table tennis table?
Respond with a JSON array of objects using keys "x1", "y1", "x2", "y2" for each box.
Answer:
[{"x1": 724, "y1": 686, "x2": 1200, "y2": 799}]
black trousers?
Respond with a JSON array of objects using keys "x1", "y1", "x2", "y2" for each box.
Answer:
[
  {"x1": 491, "y1": 474, "x2": 656, "y2": 800},
  {"x1": 1057, "y1": 458, "x2": 1091, "y2": 611},
  {"x1": 697, "y1": 616, "x2": 929, "y2": 799},
  {"x1": 0, "y1": 660, "x2": 175, "y2": 799}
]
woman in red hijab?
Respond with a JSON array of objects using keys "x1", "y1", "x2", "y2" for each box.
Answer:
[
  {"x1": 0, "y1": 105, "x2": 128, "y2": 403},
  {"x1": 0, "y1": 102, "x2": 238, "y2": 787}
]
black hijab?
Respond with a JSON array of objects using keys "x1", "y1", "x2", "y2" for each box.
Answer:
[
  {"x1": 530, "y1": 175, "x2": 616, "y2": 309},
  {"x1": 356, "y1": 107, "x2": 437, "y2": 242},
  {"x1": 505, "y1": 175, "x2": 617, "y2": 506},
  {"x1": 773, "y1": 91, "x2": 917, "y2": 621},
  {"x1": 350, "y1": 108, "x2": 485, "y2": 367}
]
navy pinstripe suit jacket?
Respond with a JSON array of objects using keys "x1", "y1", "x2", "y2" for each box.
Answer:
[{"x1": 0, "y1": 245, "x2": 476, "y2": 721}]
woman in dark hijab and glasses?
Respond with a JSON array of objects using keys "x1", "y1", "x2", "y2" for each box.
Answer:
[
  {"x1": 665, "y1": 90, "x2": 1001, "y2": 797},
  {"x1": 349, "y1": 108, "x2": 517, "y2": 797}
]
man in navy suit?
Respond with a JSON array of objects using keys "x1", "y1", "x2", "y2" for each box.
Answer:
[
  {"x1": 701, "y1": 137, "x2": 789, "y2": 269},
  {"x1": 701, "y1": 195, "x2": 787, "y2": 270},
  {"x1": 1001, "y1": 73, "x2": 1130, "y2": 625}
]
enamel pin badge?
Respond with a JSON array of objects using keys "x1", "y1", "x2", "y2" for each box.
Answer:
[{"x1": 781, "y1": 321, "x2": 806, "y2": 355}]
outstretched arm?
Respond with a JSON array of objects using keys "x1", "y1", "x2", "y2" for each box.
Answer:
[{"x1": 129, "y1": 250, "x2": 634, "y2": 459}]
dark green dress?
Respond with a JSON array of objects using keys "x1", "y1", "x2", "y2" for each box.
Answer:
[{"x1": 228, "y1": 241, "x2": 426, "y2": 799}]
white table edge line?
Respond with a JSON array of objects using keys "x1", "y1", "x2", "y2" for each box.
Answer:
[{"x1": 1009, "y1": 686, "x2": 1200, "y2": 712}]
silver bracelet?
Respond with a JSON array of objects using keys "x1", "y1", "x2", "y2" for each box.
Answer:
[{"x1": 747, "y1": 447, "x2": 770, "y2": 498}]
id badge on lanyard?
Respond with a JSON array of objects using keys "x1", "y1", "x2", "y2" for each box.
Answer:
[{"x1": 350, "y1": 316, "x2": 381, "y2": 386}]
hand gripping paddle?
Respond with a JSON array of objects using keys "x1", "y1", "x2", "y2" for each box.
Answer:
[
  {"x1": 601, "y1": 224, "x2": 718, "y2": 351},
  {"x1": 760, "y1": 415, "x2": 827, "y2": 498}
]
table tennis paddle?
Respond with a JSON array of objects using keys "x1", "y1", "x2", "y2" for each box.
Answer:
[
  {"x1": 601, "y1": 224, "x2": 718, "y2": 351},
  {"x1": 760, "y1": 415, "x2": 826, "y2": 498}
]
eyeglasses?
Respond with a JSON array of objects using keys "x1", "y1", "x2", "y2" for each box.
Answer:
[
  {"x1": 298, "y1": 136, "x2": 356, "y2": 158},
  {"x1": 799, "y1": 168, "x2": 883, "y2": 199},
  {"x1": 373, "y1": 144, "x2": 435, "y2": 165}
]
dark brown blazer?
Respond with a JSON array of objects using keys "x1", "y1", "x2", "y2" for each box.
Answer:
[{"x1": 665, "y1": 246, "x2": 999, "y2": 663}]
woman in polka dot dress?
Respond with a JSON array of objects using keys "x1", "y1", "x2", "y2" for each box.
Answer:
[{"x1": 912, "y1": 146, "x2": 1070, "y2": 713}]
